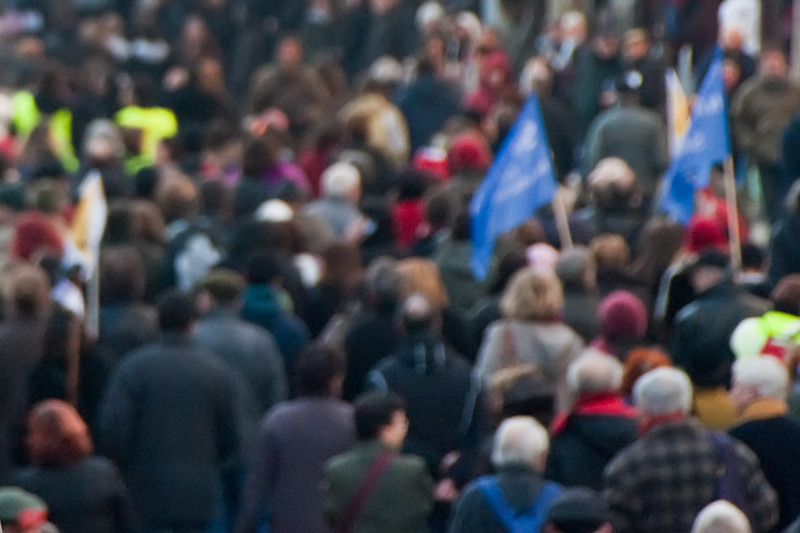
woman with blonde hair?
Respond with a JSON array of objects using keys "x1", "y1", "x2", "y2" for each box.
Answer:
[{"x1": 476, "y1": 269, "x2": 584, "y2": 411}]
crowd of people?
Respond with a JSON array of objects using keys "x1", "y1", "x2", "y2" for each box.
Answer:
[{"x1": 1, "y1": 0, "x2": 800, "y2": 532}]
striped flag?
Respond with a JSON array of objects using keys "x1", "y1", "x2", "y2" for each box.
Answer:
[
  {"x1": 665, "y1": 68, "x2": 691, "y2": 156},
  {"x1": 658, "y1": 49, "x2": 730, "y2": 224},
  {"x1": 67, "y1": 170, "x2": 108, "y2": 278}
]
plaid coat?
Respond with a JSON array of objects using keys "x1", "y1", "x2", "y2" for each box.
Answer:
[{"x1": 603, "y1": 418, "x2": 778, "y2": 533}]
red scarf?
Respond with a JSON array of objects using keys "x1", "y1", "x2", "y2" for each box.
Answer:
[{"x1": 550, "y1": 392, "x2": 638, "y2": 435}]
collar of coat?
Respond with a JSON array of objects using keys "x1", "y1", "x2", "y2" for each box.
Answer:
[
  {"x1": 550, "y1": 392, "x2": 637, "y2": 435},
  {"x1": 739, "y1": 397, "x2": 789, "y2": 422}
]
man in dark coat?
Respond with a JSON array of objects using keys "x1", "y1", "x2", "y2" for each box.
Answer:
[
  {"x1": 669, "y1": 250, "x2": 771, "y2": 390},
  {"x1": 582, "y1": 71, "x2": 668, "y2": 205},
  {"x1": 366, "y1": 293, "x2": 483, "y2": 480},
  {"x1": 236, "y1": 345, "x2": 355, "y2": 533},
  {"x1": 729, "y1": 357, "x2": 800, "y2": 532},
  {"x1": 365, "y1": 293, "x2": 486, "y2": 530},
  {"x1": 342, "y1": 257, "x2": 403, "y2": 402},
  {"x1": 546, "y1": 350, "x2": 637, "y2": 490},
  {"x1": 395, "y1": 57, "x2": 462, "y2": 152},
  {"x1": 98, "y1": 291, "x2": 240, "y2": 532},
  {"x1": 767, "y1": 181, "x2": 800, "y2": 290},
  {"x1": 194, "y1": 269, "x2": 288, "y2": 438},
  {"x1": 193, "y1": 269, "x2": 289, "y2": 530},
  {"x1": 360, "y1": 0, "x2": 420, "y2": 71}
]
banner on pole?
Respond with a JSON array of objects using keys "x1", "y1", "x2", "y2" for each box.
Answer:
[{"x1": 470, "y1": 94, "x2": 557, "y2": 279}]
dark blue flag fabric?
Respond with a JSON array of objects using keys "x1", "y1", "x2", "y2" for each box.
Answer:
[
  {"x1": 659, "y1": 49, "x2": 730, "y2": 224},
  {"x1": 470, "y1": 93, "x2": 557, "y2": 279}
]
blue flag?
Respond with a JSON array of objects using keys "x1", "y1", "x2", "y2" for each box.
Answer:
[
  {"x1": 659, "y1": 49, "x2": 730, "y2": 224},
  {"x1": 470, "y1": 94, "x2": 557, "y2": 279}
]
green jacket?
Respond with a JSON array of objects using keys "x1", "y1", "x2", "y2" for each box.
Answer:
[{"x1": 324, "y1": 441, "x2": 433, "y2": 533}]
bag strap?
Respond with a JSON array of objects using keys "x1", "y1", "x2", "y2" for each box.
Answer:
[
  {"x1": 524, "y1": 482, "x2": 562, "y2": 531},
  {"x1": 500, "y1": 322, "x2": 518, "y2": 368},
  {"x1": 476, "y1": 477, "x2": 516, "y2": 528},
  {"x1": 476, "y1": 476, "x2": 562, "y2": 532},
  {"x1": 337, "y1": 450, "x2": 395, "y2": 533}
]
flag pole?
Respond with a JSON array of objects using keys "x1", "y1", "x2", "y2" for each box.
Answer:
[
  {"x1": 552, "y1": 189, "x2": 573, "y2": 249},
  {"x1": 723, "y1": 156, "x2": 742, "y2": 272},
  {"x1": 85, "y1": 267, "x2": 100, "y2": 342},
  {"x1": 65, "y1": 313, "x2": 82, "y2": 407}
]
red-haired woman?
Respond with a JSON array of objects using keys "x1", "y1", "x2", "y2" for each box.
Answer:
[{"x1": 12, "y1": 400, "x2": 137, "y2": 533}]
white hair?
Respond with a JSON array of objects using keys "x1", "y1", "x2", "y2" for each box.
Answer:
[
  {"x1": 560, "y1": 10, "x2": 587, "y2": 37},
  {"x1": 567, "y1": 349, "x2": 624, "y2": 394},
  {"x1": 255, "y1": 199, "x2": 293, "y2": 222},
  {"x1": 732, "y1": 357, "x2": 789, "y2": 400},
  {"x1": 83, "y1": 118, "x2": 125, "y2": 160},
  {"x1": 415, "y1": 1, "x2": 445, "y2": 31},
  {"x1": 491, "y1": 416, "x2": 549, "y2": 468},
  {"x1": 456, "y1": 11, "x2": 482, "y2": 43},
  {"x1": 588, "y1": 157, "x2": 636, "y2": 191},
  {"x1": 691, "y1": 500, "x2": 751, "y2": 533},
  {"x1": 633, "y1": 367, "x2": 693, "y2": 416},
  {"x1": 321, "y1": 162, "x2": 360, "y2": 199}
]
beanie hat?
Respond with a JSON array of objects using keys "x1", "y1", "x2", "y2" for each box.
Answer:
[
  {"x1": 686, "y1": 214, "x2": 727, "y2": 253},
  {"x1": 447, "y1": 132, "x2": 491, "y2": 174},
  {"x1": 199, "y1": 268, "x2": 246, "y2": 304},
  {"x1": 598, "y1": 290, "x2": 648, "y2": 340}
]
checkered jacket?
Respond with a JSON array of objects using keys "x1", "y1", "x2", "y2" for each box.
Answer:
[{"x1": 603, "y1": 418, "x2": 778, "y2": 533}]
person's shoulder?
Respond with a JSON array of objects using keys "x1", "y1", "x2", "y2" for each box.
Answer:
[
  {"x1": 674, "y1": 299, "x2": 702, "y2": 324},
  {"x1": 77, "y1": 455, "x2": 126, "y2": 481},
  {"x1": 231, "y1": 316, "x2": 279, "y2": 345},
  {"x1": 738, "y1": 291, "x2": 772, "y2": 314},
  {"x1": 110, "y1": 342, "x2": 160, "y2": 375},
  {"x1": 732, "y1": 76, "x2": 761, "y2": 101},
  {"x1": 325, "y1": 448, "x2": 359, "y2": 474},
  {"x1": 456, "y1": 476, "x2": 490, "y2": 503},
  {"x1": 392, "y1": 452, "x2": 429, "y2": 474},
  {"x1": 267, "y1": 397, "x2": 352, "y2": 424},
  {"x1": 604, "y1": 433, "x2": 649, "y2": 471}
]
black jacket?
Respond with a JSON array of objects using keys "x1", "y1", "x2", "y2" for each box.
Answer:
[
  {"x1": 670, "y1": 279, "x2": 771, "y2": 387},
  {"x1": 546, "y1": 394, "x2": 638, "y2": 490},
  {"x1": 13, "y1": 456, "x2": 138, "y2": 533},
  {"x1": 367, "y1": 332, "x2": 482, "y2": 479},
  {"x1": 98, "y1": 333, "x2": 240, "y2": 528}
]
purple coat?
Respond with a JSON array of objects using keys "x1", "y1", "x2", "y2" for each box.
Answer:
[{"x1": 236, "y1": 397, "x2": 356, "y2": 533}]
